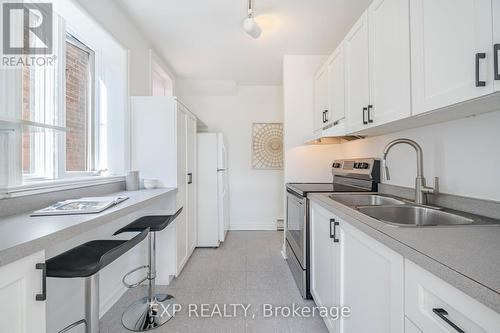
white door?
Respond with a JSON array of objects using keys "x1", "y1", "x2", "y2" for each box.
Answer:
[
  {"x1": 345, "y1": 11, "x2": 370, "y2": 133},
  {"x1": 176, "y1": 108, "x2": 188, "y2": 273},
  {"x1": 0, "y1": 251, "x2": 46, "y2": 333},
  {"x1": 314, "y1": 68, "x2": 329, "y2": 132},
  {"x1": 410, "y1": 0, "x2": 494, "y2": 115},
  {"x1": 494, "y1": 0, "x2": 500, "y2": 91},
  {"x1": 339, "y1": 221, "x2": 404, "y2": 333},
  {"x1": 310, "y1": 203, "x2": 340, "y2": 332},
  {"x1": 368, "y1": 0, "x2": 411, "y2": 125},
  {"x1": 186, "y1": 114, "x2": 197, "y2": 254},
  {"x1": 327, "y1": 45, "x2": 345, "y2": 125}
]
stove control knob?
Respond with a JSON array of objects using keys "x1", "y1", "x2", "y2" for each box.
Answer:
[{"x1": 362, "y1": 163, "x2": 370, "y2": 169}]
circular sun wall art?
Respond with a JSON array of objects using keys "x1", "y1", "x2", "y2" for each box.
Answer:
[{"x1": 252, "y1": 123, "x2": 283, "y2": 170}]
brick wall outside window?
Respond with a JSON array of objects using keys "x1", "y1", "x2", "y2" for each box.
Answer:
[{"x1": 65, "y1": 41, "x2": 90, "y2": 172}]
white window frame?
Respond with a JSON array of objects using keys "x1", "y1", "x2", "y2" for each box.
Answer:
[{"x1": 58, "y1": 32, "x2": 99, "y2": 178}]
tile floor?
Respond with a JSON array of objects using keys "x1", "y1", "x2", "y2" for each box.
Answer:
[{"x1": 100, "y1": 231, "x2": 328, "y2": 332}]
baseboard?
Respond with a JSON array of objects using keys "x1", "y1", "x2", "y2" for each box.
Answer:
[{"x1": 229, "y1": 223, "x2": 277, "y2": 231}]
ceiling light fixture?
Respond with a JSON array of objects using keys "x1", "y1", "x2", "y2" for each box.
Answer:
[{"x1": 242, "y1": 0, "x2": 262, "y2": 39}]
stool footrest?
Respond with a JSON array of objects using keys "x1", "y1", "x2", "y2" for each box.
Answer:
[
  {"x1": 58, "y1": 319, "x2": 86, "y2": 333},
  {"x1": 123, "y1": 265, "x2": 149, "y2": 289}
]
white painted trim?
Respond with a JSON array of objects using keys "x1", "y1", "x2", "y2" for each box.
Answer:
[
  {"x1": 1, "y1": 176, "x2": 125, "y2": 198},
  {"x1": 229, "y1": 223, "x2": 277, "y2": 231}
]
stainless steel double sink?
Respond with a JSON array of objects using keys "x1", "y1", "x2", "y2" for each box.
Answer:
[{"x1": 328, "y1": 194, "x2": 498, "y2": 227}]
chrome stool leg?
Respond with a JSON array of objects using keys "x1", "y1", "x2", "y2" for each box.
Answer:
[
  {"x1": 58, "y1": 273, "x2": 99, "y2": 333},
  {"x1": 122, "y1": 231, "x2": 178, "y2": 331}
]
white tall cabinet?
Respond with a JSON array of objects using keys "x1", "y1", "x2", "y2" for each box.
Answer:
[
  {"x1": 410, "y1": 0, "x2": 495, "y2": 115},
  {"x1": 131, "y1": 96, "x2": 197, "y2": 275},
  {"x1": 0, "y1": 251, "x2": 46, "y2": 333}
]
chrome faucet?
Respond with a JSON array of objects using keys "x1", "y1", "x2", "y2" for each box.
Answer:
[{"x1": 382, "y1": 139, "x2": 438, "y2": 205}]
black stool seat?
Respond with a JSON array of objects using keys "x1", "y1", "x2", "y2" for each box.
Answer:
[
  {"x1": 46, "y1": 228, "x2": 149, "y2": 278},
  {"x1": 113, "y1": 208, "x2": 183, "y2": 235}
]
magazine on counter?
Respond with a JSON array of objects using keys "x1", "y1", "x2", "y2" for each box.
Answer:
[{"x1": 31, "y1": 196, "x2": 129, "y2": 216}]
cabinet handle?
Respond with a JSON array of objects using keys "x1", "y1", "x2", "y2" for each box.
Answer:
[
  {"x1": 475, "y1": 52, "x2": 486, "y2": 87},
  {"x1": 35, "y1": 263, "x2": 46, "y2": 301},
  {"x1": 494, "y1": 44, "x2": 500, "y2": 81},
  {"x1": 330, "y1": 219, "x2": 340, "y2": 243},
  {"x1": 367, "y1": 105, "x2": 374, "y2": 123},
  {"x1": 324, "y1": 110, "x2": 329, "y2": 123},
  {"x1": 432, "y1": 308, "x2": 465, "y2": 333},
  {"x1": 362, "y1": 107, "x2": 368, "y2": 125},
  {"x1": 187, "y1": 173, "x2": 193, "y2": 184}
]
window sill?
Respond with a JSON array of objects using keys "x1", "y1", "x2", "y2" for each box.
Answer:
[{"x1": 0, "y1": 176, "x2": 125, "y2": 199}]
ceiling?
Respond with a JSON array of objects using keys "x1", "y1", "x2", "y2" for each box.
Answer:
[{"x1": 118, "y1": 0, "x2": 370, "y2": 85}]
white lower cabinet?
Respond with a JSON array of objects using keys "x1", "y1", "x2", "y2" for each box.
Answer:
[
  {"x1": 0, "y1": 251, "x2": 46, "y2": 333},
  {"x1": 310, "y1": 203, "x2": 340, "y2": 332},
  {"x1": 405, "y1": 317, "x2": 424, "y2": 333},
  {"x1": 405, "y1": 259, "x2": 500, "y2": 333},
  {"x1": 310, "y1": 202, "x2": 404, "y2": 333},
  {"x1": 338, "y1": 218, "x2": 404, "y2": 333}
]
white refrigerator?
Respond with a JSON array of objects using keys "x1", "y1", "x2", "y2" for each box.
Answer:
[{"x1": 197, "y1": 133, "x2": 229, "y2": 247}]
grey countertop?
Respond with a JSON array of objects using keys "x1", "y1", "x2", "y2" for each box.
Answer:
[
  {"x1": 0, "y1": 188, "x2": 177, "y2": 266},
  {"x1": 309, "y1": 193, "x2": 500, "y2": 314}
]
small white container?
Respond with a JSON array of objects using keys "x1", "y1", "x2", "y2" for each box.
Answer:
[
  {"x1": 126, "y1": 171, "x2": 140, "y2": 191},
  {"x1": 143, "y1": 179, "x2": 160, "y2": 189}
]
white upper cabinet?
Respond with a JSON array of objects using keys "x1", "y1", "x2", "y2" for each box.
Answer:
[
  {"x1": 494, "y1": 0, "x2": 500, "y2": 91},
  {"x1": 313, "y1": 67, "x2": 329, "y2": 133},
  {"x1": 368, "y1": 0, "x2": 411, "y2": 125},
  {"x1": 345, "y1": 11, "x2": 370, "y2": 133},
  {"x1": 327, "y1": 44, "x2": 346, "y2": 125},
  {"x1": 410, "y1": 0, "x2": 494, "y2": 115}
]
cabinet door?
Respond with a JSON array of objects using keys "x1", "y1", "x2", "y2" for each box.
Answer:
[
  {"x1": 339, "y1": 222, "x2": 404, "y2": 333},
  {"x1": 494, "y1": 0, "x2": 500, "y2": 91},
  {"x1": 368, "y1": 0, "x2": 411, "y2": 125},
  {"x1": 327, "y1": 45, "x2": 345, "y2": 125},
  {"x1": 405, "y1": 259, "x2": 500, "y2": 332},
  {"x1": 186, "y1": 114, "x2": 197, "y2": 254},
  {"x1": 310, "y1": 203, "x2": 339, "y2": 332},
  {"x1": 410, "y1": 0, "x2": 494, "y2": 115},
  {"x1": 314, "y1": 68, "x2": 329, "y2": 132},
  {"x1": 345, "y1": 11, "x2": 370, "y2": 133},
  {"x1": 0, "y1": 251, "x2": 46, "y2": 333},
  {"x1": 176, "y1": 109, "x2": 188, "y2": 273},
  {"x1": 405, "y1": 318, "x2": 423, "y2": 333}
]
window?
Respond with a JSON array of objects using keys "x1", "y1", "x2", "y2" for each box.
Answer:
[
  {"x1": 1, "y1": 1, "x2": 128, "y2": 192},
  {"x1": 65, "y1": 35, "x2": 95, "y2": 172},
  {"x1": 21, "y1": 33, "x2": 96, "y2": 181}
]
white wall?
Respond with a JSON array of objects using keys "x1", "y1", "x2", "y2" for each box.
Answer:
[
  {"x1": 336, "y1": 110, "x2": 500, "y2": 202},
  {"x1": 179, "y1": 84, "x2": 284, "y2": 230},
  {"x1": 283, "y1": 55, "x2": 339, "y2": 183},
  {"x1": 283, "y1": 55, "x2": 500, "y2": 202},
  {"x1": 74, "y1": 0, "x2": 175, "y2": 96}
]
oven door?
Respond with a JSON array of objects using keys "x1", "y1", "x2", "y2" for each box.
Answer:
[{"x1": 286, "y1": 189, "x2": 306, "y2": 268}]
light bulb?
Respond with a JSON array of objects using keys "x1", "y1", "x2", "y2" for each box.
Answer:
[{"x1": 242, "y1": 17, "x2": 262, "y2": 39}]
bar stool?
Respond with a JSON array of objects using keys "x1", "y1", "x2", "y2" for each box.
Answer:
[
  {"x1": 46, "y1": 228, "x2": 149, "y2": 333},
  {"x1": 113, "y1": 207, "x2": 183, "y2": 331}
]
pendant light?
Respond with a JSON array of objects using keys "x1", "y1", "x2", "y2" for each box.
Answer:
[{"x1": 242, "y1": 0, "x2": 262, "y2": 39}]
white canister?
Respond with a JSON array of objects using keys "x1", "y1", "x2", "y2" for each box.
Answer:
[{"x1": 126, "y1": 171, "x2": 140, "y2": 191}]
